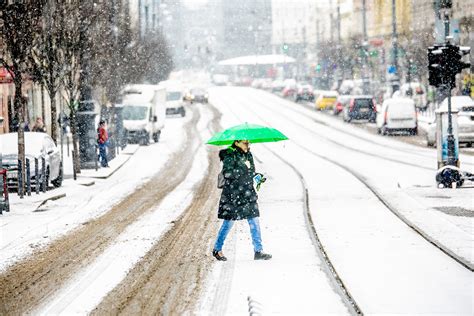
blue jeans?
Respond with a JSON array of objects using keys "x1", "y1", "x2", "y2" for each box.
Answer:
[
  {"x1": 214, "y1": 217, "x2": 263, "y2": 252},
  {"x1": 98, "y1": 143, "x2": 108, "y2": 167}
]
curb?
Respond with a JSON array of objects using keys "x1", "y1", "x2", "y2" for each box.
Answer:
[
  {"x1": 34, "y1": 193, "x2": 67, "y2": 212},
  {"x1": 78, "y1": 145, "x2": 140, "y2": 180}
]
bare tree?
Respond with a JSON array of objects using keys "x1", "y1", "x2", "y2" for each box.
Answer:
[
  {"x1": 140, "y1": 30, "x2": 174, "y2": 84},
  {"x1": 31, "y1": 0, "x2": 64, "y2": 143},
  {"x1": 58, "y1": 0, "x2": 82, "y2": 174},
  {"x1": 0, "y1": 0, "x2": 46, "y2": 194}
]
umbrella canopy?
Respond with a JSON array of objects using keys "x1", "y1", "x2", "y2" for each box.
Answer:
[{"x1": 207, "y1": 123, "x2": 288, "y2": 146}]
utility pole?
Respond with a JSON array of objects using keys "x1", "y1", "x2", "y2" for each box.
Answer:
[
  {"x1": 361, "y1": 0, "x2": 369, "y2": 94},
  {"x1": 391, "y1": 0, "x2": 400, "y2": 93},
  {"x1": 337, "y1": 3, "x2": 343, "y2": 86},
  {"x1": 443, "y1": 11, "x2": 456, "y2": 166},
  {"x1": 433, "y1": 0, "x2": 447, "y2": 105}
]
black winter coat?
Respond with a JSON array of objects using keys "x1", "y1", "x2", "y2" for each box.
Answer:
[{"x1": 217, "y1": 146, "x2": 259, "y2": 220}]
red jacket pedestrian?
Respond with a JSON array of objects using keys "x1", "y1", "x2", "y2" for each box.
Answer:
[{"x1": 98, "y1": 121, "x2": 108, "y2": 145}]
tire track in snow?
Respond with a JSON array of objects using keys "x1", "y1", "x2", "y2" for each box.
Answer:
[
  {"x1": 0, "y1": 106, "x2": 203, "y2": 315},
  {"x1": 211, "y1": 93, "x2": 362, "y2": 315}
]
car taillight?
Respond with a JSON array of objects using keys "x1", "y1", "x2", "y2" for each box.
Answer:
[
  {"x1": 349, "y1": 99, "x2": 355, "y2": 111},
  {"x1": 384, "y1": 110, "x2": 388, "y2": 123}
]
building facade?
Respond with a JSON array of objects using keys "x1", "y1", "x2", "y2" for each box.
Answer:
[{"x1": 221, "y1": 0, "x2": 272, "y2": 60}]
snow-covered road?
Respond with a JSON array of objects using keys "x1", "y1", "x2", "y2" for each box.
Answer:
[
  {"x1": 1, "y1": 86, "x2": 472, "y2": 315},
  {"x1": 199, "y1": 87, "x2": 473, "y2": 314}
]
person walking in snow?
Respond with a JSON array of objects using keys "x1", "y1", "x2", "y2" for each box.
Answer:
[
  {"x1": 97, "y1": 120, "x2": 109, "y2": 167},
  {"x1": 212, "y1": 139, "x2": 272, "y2": 261},
  {"x1": 31, "y1": 117, "x2": 46, "y2": 133}
]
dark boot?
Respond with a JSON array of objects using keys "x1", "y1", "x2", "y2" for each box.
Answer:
[
  {"x1": 212, "y1": 250, "x2": 227, "y2": 261},
  {"x1": 254, "y1": 251, "x2": 272, "y2": 260}
]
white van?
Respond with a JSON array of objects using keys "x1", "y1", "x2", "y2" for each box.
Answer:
[
  {"x1": 397, "y1": 82, "x2": 427, "y2": 110},
  {"x1": 376, "y1": 97, "x2": 418, "y2": 135},
  {"x1": 159, "y1": 81, "x2": 186, "y2": 117},
  {"x1": 121, "y1": 84, "x2": 166, "y2": 145}
]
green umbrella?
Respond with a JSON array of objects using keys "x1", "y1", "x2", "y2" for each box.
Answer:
[{"x1": 206, "y1": 123, "x2": 288, "y2": 146}]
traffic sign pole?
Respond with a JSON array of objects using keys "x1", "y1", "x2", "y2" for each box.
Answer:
[{"x1": 444, "y1": 12, "x2": 456, "y2": 166}]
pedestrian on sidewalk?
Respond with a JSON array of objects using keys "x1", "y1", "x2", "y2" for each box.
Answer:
[
  {"x1": 31, "y1": 117, "x2": 46, "y2": 133},
  {"x1": 97, "y1": 120, "x2": 109, "y2": 167},
  {"x1": 212, "y1": 140, "x2": 272, "y2": 261}
]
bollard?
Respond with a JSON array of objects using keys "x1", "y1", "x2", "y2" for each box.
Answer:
[
  {"x1": 95, "y1": 145, "x2": 98, "y2": 171},
  {"x1": 67, "y1": 135, "x2": 70, "y2": 157},
  {"x1": 41, "y1": 157, "x2": 46, "y2": 193},
  {"x1": 1, "y1": 169, "x2": 10, "y2": 213},
  {"x1": 35, "y1": 158, "x2": 40, "y2": 194},
  {"x1": 18, "y1": 159, "x2": 24, "y2": 199},
  {"x1": 72, "y1": 150, "x2": 77, "y2": 181},
  {"x1": 26, "y1": 158, "x2": 31, "y2": 196}
]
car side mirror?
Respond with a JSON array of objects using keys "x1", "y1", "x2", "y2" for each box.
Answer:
[
  {"x1": 153, "y1": 115, "x2": 158, "y2": 122},
  {"x1": 47, "y1": 149, "x2": 54, "y2": 155}
]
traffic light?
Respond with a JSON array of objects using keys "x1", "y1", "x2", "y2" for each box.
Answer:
[
  {"x1": 427, "y1": 44, "x2": 471, "y2": 89},
  {"x1": 282, "y1": 43, "x2": 289, "y2": 53},
  {"x1": 428, "y1": 45, "x2": 444, "y2": 88},
  {"x1": 440, "y1": 0, "x2": 452, "y2": 9},
  {"x1": 453, "y1": 46, "x2": 471, "y2": 75},
  {"x1": 444, "y1": 44, "x2": 471, "y2": 88}
]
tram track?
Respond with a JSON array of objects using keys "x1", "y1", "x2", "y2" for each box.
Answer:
[
  {"x1": 209, "y1": 88, "x2": 471, "y2": 314},
  {"x1": 213, "y1": 96, "x2": 363, "y2": 314},
  {"x1": 223, "y1": 89, "x2": 473, "y2": 271},
  {"x1": 239, "y1": 91, "x2": 437, "y2": 171}
]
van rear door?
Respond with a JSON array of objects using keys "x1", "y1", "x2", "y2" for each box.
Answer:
[{"x1": 387, "y1": 99, "x2": 416, "y2": 128}]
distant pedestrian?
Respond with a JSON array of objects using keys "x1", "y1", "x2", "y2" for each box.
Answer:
[
  {"x1": 212, "y1": 140, "x2": 272, "y2": 261},
  {"x1": 97, "y1": 120, "x2": 109, "y2": 167},
  {"x1": 58, "y1": 111, "x2": 70, "y2": 135},
  {"x1": 31, "y1": 117, "x2": 46, "y2": 133}
]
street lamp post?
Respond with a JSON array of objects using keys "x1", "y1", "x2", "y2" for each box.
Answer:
[
  {"x1": 443, "y1": 12, "x2": 456, "y2": 166},
  {"x1": 361, "y1": 0, "x2": 370, "y2": 94},
  {"x1": 391, "y1": 0, "x2": 400, "y2": 93}
]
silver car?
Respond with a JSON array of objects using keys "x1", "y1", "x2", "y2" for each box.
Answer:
[
  {"x1": 426, "y1": 96, "x2": 474, "y2": 147},
  {"x1": 0, "y1": 132, "x2": 63, "y2": 189}
]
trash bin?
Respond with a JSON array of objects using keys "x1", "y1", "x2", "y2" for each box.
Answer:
[{"x1": 435, "y1": 106, "x2": 459, "y2": 169}]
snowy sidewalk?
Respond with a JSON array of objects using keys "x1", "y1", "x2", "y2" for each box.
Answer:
[{"x1": 0, "y1": 116, "x2": 190, "y2": 271}]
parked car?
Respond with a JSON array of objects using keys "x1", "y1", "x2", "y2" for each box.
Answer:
[
  {"x1": 398, "y1": 82, "x2": 427, "y2": 110},
  {"x1": 271, "y1": 79, "x2": 285, "y2": 93},
  {"x1": 333, "y1": 95, "x2": 351, "y2": 115},
  {"x1": 426, "y1": 96, "x2": 474, "y2": 147},
  {"x1": 282, "y1": 79, "x2": 297, "y2": 98},
  {"x1": 376, "y1": 98, "x2": 418, "y2": 135},
  {"x1": 212, "y1": 74, "x2": 229, "y2": 86},
  {"x1": 294, "y1": 82, "x2": 314, "y2": 102},
  {"x1": 189, "y1": 88, "x2": 209, "y2": 103},
  {"x1": 251, "y1": 78, "x2": 262, "y2": 89},
  {"x1": 0, "y1": 132, "x2": 63, "y2": 190},
  {"x1": 260, "y1": 78, "x2": 273, "y2": 90},
  {"x1": 342, "y1": 95, "x2": 377, "y2": 122},
  {"x1": 315, "y1": 91, "x2": 338, "y2": 110}
]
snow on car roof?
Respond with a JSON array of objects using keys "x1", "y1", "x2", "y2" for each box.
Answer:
[{"x1": 1, "y1": 132, "x2": 48, "y2": 155}]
